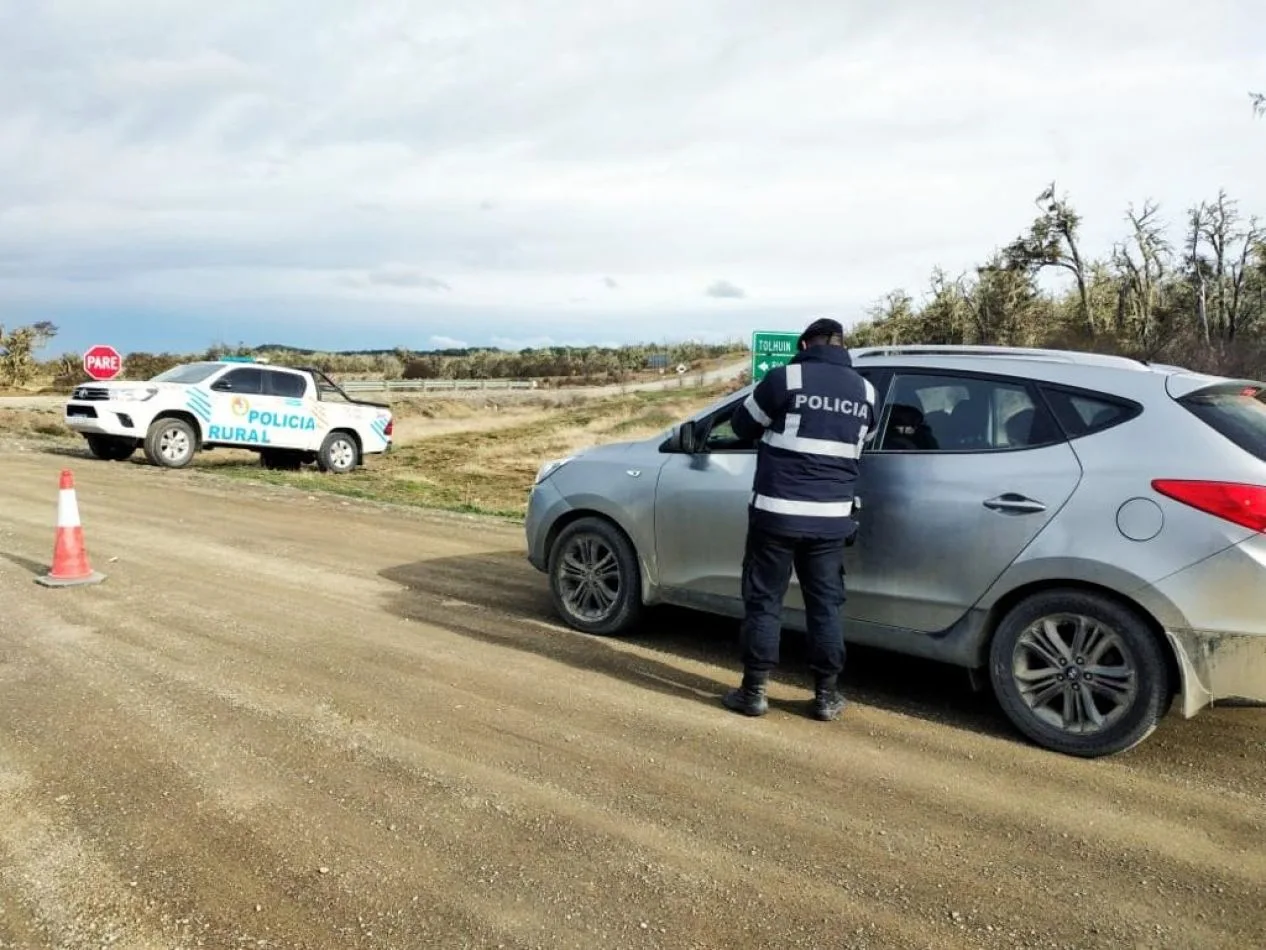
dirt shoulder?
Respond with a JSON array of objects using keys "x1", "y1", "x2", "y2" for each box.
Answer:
[{"x1": 0, "y1": 449, "x2": 1263, "y2": 949}]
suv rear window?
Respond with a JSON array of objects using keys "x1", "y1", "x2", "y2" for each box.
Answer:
[
  {"x1": 1039, "y1": 386, "x2": 1139, "y2": 438},
  {"x1": 1179, "y1": 384, "x2": 1266, "y2": 462}
]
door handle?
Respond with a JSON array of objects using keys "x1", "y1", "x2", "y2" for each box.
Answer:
[{"x1": 983, "y1": 493, "x2": 1047, "y2": 514}]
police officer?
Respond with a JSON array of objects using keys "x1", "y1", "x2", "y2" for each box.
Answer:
[{"x1": 722, "y1": 317, "x2": 876, "y2": 721}]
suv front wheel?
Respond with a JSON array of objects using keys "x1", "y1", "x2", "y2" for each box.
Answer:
[
  {"x1": 988, "y1": 589, "x2": 1170, "y2": 758},
  {"x1": 547, "y1": 517, "x2": 643, "y2": 636}
]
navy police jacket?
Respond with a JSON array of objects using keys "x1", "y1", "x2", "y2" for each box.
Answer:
[{"x1": 730, "y1": 344, "x2": 877, "y2": 540}]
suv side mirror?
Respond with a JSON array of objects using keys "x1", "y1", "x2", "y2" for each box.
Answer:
[{"x1": 662, "y1": 420, "x2": 701, "y2": 454}]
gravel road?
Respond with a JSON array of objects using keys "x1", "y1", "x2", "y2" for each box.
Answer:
[{"x1": 0, "y1": 448, "x2": 1262, "y2": 949}]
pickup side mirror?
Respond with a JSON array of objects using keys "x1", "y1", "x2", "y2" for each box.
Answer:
[{"x1": 661, "y1": 420, "x2": 701, "y2": 454}]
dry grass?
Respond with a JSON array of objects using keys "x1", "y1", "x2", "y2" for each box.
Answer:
[
  {"x1": 206, "y1": 386, "x2": 730, "y2": 517},
  {"x1": 0, "y1": 384, "x2": 735, "y2": 518},
  {"x1": 0, "y1": 407, "x2": 73, "y2": 440}
]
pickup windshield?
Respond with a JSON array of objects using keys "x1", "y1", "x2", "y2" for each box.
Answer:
[
  {"x1": 149, "y1": 362, "x2": 222, "y2": 384},
  {"x1": 1179, "y1": 384, "x2": 1266, "y2": 463}
]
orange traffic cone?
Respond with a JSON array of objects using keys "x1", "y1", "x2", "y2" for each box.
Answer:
[{"x1": 35, "y1": 469, "x2": 106, "y2": 588}]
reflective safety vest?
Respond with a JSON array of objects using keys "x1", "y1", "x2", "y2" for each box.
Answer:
[{"x1": 731, "y1": 345, "x2": 877, "y2": 539}]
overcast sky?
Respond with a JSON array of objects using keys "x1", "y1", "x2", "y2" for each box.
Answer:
[{"x1": 1, "y1": 0, "x2": 1263, "y2": 356}]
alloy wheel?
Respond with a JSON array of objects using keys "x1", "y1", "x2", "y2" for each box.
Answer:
[
  {"x1": 555, "y1": 533, "x2": 622, "y2": 623},
  {"x1": 1011, "y1": 612, "x2": 1138, "y2": 735}
]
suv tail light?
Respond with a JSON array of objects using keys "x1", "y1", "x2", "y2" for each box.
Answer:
[
  {"x1": 1151, "y1": 479, "x2": 1266, "y2": 532},
  {"x1": 384, "y1": 419, "x2": 393, "y2": 437}
]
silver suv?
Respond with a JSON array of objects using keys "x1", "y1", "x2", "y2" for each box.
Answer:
[{"x1": 525, "y1": 345, "x2": 1266, "y2": 757}]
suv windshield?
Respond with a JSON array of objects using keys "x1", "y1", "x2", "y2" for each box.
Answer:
[
  {"x1": 149, "y1": 362, "x2": 222, "y2": 385},
  {"x1": 1179, "y1": 384, "x2": 1266, "y2": 462}
]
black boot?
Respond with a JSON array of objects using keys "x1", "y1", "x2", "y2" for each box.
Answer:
[
  {"x1": 810, "y1": 675, "x2": 846, "y2": 721},
  {"x1": 722, "y1": 671, "x2": 769, "y2": 717}
]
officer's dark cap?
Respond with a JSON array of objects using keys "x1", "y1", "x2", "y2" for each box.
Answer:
[{"x1": 798, "y1": 317, "x2": 845, "y2": 349}]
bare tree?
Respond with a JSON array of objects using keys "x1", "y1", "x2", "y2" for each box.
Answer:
[
  {"x1": 1180, "y1": 191, "x2": 1265, "y2": 348},
  {"x1": 1196, "y1": 191, "x2": 1262, "y2": 341},
  {"x1": 1229, "y1": 214, "x2": 1264, "y2": 340},
  {"x1": 1184, "y1": 204, "x2": 1212, "y2": 345},
  {"x1": 1253, "y1": 91, "x2": 1265, "y2": 117},
  {"x1": 1111, "y1": 201, "x2": 1176, "y2": 355},
  {"x1": 1005, "y1": 182, "x2": 1096, "y2": 336}
]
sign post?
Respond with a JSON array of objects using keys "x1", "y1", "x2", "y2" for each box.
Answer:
[
  {"x1": 83, "y1": 345, "x2": 123, "y2": 381},
  {"x1": 750, "y1": 330, "x2": 800, "y2": 383}
]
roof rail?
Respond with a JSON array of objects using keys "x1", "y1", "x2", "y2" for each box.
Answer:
[{"x1": 849, "y1": 344, "x2": 1150, "y2": 369}]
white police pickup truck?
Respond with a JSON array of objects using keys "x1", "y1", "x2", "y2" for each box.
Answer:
[{"x1": 64, "y1": 357, "x2": 393, "y2": 473}]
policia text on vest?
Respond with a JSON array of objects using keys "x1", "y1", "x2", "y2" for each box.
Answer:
[{"x1": 721, "y1": 318, "x2": 876, "y2": 722}]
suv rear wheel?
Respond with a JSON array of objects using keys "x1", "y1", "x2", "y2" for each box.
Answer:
[
  {"x1": 988, "y1": 589, "x2": 1170, "y2": 758},
  {"x1": 547, "y1": 517, "x2": 642, "y2": 635}
]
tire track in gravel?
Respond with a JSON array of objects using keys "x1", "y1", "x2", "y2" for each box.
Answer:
[{"x1": 1, "y1": 449, "x2": 1264, "y2": 949}]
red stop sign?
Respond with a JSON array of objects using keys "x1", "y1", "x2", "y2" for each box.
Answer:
[{"x1": 83, "y1": 344, "x2": 123, "y2": 381}]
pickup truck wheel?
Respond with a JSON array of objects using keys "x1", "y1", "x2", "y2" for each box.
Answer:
[
  {"x1": 143, "y1": 417, "x2": 197, "y2": 469},
  {"x1": 547, "y1": 517, "x2": 642, "y2": 636},
  {"x1": 988, "y1": 589, "x2": 1169, "y2": 758},
  {"x1": 86, "y1": 435, "x2": 136, "y2": 462},
  {"x1": 261, "y1": 449, "x2": 303, "y2": 471},
  {"x1": 316, "y1": 432, "x2": 358, "y2": 474}
]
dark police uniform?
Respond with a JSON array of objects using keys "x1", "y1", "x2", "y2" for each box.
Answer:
[{"x1": 722, "y1": 320, "x2": 877, "y2": 720}]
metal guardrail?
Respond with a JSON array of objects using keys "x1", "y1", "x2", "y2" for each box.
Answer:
[{"x1": 338, "y1": 378, "x2": 537, "y2": 393}]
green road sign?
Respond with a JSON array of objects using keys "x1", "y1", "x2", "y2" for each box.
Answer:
[{"x1": 750, "y1": 330, "x2": 800, "y2": 382}]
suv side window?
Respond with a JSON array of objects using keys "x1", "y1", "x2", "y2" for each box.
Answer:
[
  {"x1": 703, "y1": 402, "x2": 758, "y2": 452},
  {"x1": 210, "y1": 367, "x2": 264, "y2": 394},
  {"x1": 1038, "y1": 385, "x2": 1140, "y2": 438},
  {"x1": 264, "y1": 370, "x2": 308, "y2": 399},
  {"x1": 875, "y1": 372, "x2": 1063, "y2": 452}
]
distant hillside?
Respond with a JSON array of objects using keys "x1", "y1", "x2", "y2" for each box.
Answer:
[{"x1": 249, "y1": 343, "x2": 476, "y2": 358}]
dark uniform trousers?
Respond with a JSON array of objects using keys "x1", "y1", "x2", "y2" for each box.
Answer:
[{"x1": 739, "y1": 516, "x2": 847, "y2": 680}]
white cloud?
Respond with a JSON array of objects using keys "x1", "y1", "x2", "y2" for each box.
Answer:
[
  {"x1": 491, "y1": 335, "x2": 565, "y2": 352},
  {"x1": 363, "y1": 264, "x2": 450, "y2": 290},
  {"x1": 428, "y1": 335, "x2": 468, "y2": 349},
  {"x1": 706, "y1": 280, "x2": 746, "y2": 299},
  {"x1": 0, "y1": 0, "x2": 1263, "y2": 352}
]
